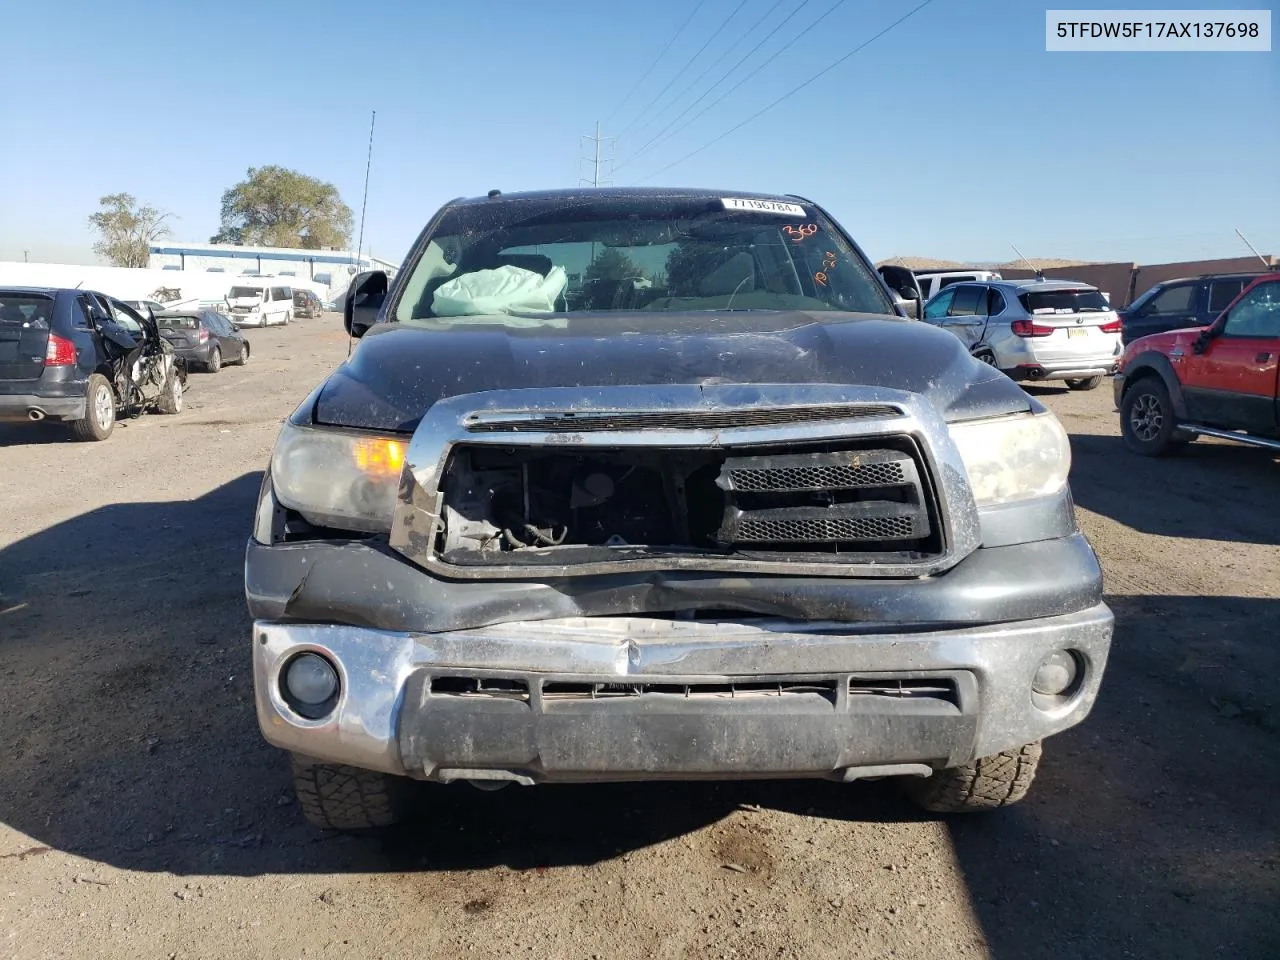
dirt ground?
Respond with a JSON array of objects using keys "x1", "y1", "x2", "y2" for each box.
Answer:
[{"x1": 1, "y1": 317, "x2": 1276, "y2": 960}]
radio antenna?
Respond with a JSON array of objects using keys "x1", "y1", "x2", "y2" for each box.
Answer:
[
  {"x1": 1234, "y1": 227, "x2": 1270, "y2": 268},
  {"x1": 1011, "y1": 243, "x2": 1043, "y2": 280},
  {"x1": 356, "y1": 110, "x2": 376, "y2": 266}
]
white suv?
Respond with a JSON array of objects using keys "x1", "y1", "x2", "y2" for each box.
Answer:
[{"x1": 923, "y1": 278, "x2": 1123, "y2": 390}]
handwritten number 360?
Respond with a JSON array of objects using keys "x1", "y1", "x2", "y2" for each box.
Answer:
[{"x1": 783, "y1": 224, "x2": 818, "y2": 242}]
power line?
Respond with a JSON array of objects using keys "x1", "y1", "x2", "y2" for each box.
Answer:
[
  {"x1": 579, "y1": 121, "x2": 615, "y2": 187},
  {"x1": 615, "y1": 0, "x2": 829, "y2": 173},
  {"x1": 618, "y1": 0, "x2": 753, "y2": 144},
  {"x1": 605, "y1": 0, "x2": 709, "y2": 128},
  {"x1": 631, "y1": 0, "x2": 789, "y2": 141},
  {"x1": 635, "y1": 0, "x2": 939, "y2": 182}
]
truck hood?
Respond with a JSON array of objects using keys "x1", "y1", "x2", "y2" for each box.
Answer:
[{"x1": 312, "y1": 311, "x2": 1034, "y2": 432}]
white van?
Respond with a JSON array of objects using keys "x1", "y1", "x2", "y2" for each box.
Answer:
[
  {"x1": 915, "y1": 270, "x2": 1002, "y2": 301},
  {"x1": 226, "y1": 282, "x2": 294, "y2": 327}
]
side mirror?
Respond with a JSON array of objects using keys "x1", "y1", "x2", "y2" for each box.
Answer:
[
  {"x1": 231, "y1": 323, "x2": 241, "y2": 331},
  {"x1": 877, "y1": 264, "x2": 923, "y2": 319},
  {"x1": 344, "y1": 270, "x2": 388, "y2": 338},
  {"x1": 1192, "y1": 324, "x2": 1217, "y2": 354},
  {"x1": 891, "y1": 292, "x2": 921, "y2": 319}
]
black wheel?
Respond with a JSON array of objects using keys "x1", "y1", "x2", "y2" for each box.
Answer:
[
  {"x1": 290, "y1": 755, "x2": 414, "y2": 831},
  {"x1": 1065, "y1": 376, "x2": 1103, "y2": 391},
  {"x1": 206, "y1": 346, "x2": 221, "y2": 373},
  {"x1": 234, "y1": 341, "x2": 249, "y2": 365},
  {"x1": 1120, "y1": 377, "x2": 1182, "y2": 457},
  {"x1": 904, "y1": 742, "x2": 1041, "y2": 813},
  {"x1": 974, "y1": 351, "x2": 998, "y2": 368},
  {"x1": 70, "y1": 374, "x2": 115, "y2": 441}
]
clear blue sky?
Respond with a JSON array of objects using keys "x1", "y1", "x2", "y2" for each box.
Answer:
[{"x1": 1, "y1": 0, "x2": 1276, "y2": 267}]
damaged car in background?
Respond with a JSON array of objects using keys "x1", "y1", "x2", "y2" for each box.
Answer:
[
  {"x1": 0, "y1": 287, "x2": 185, "y2": 441},
  {"x1": 246, "y1": 188, "x2": 1114, "y2": 830}
]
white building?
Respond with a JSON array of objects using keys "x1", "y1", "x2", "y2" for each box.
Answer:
[{"x1": 148, "y1": 242, "x2": 398, "y2": 304}]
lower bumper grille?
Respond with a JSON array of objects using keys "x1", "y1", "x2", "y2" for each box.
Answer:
[{"x1": 426, "y1": 674, "x2": 962, "y2": 710}]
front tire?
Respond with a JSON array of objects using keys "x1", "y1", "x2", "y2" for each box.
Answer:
[
  {"x1": 282, "y1": 311, "x2": 291, "y2": 326},
  {"x1": 71, "y1": 374, "x2": 115, "y2": 442},
  {"x1": 234, "y1": 341, "x2": 249, "y2": 365},
  {"x1": 290, "y1": 755, "x2": 414, "y2": 831},
  {"x1": 1065, "y1": 376, "x2": 1103, "y2": 391},
  {"x1": 1120, "y1": 377, "x2": 1182, "y2": 456},
  {"x1": 904, "y1": 742, "x2": 1041, "y2": 813},
  {"x1": 156, "y1": 368, "x2": 183, "y2": 414},
  {"x1": 206, "y1": 346, "x2": 221, "y2": 373}
]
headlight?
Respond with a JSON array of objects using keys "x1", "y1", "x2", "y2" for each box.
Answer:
[
  {"x1": 949, "y1": 412, "x2": 1071, "y2": 506},
  {"x1": 270, "y1": 420, "x2": 406, "y2": 532}
]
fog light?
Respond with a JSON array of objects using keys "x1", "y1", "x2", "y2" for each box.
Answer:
[
  {"x1": 1032, "y1": 650, "x2": 1079, "y2": 697},
  {"x1": 284, "y1": 653, "x2": 338, "y2": 706}
]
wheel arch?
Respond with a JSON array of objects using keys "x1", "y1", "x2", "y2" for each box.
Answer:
[{"x1": 1120, "y1": 352, "x2": 1188, "y2": 419}]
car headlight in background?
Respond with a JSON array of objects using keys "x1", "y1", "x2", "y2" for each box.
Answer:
[
  {"x1": 270, "y1": 420, "x2": 406, "y2": 532},
  {"x1": 948, "y1": 412, "x2": 1071, "y2": 506}
]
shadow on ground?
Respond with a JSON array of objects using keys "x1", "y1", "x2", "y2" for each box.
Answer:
[
  {"x1": 0, "y1": 421, "x2": 84, "y2": 446},
  {"x1": 0, "y1": 473, "x2": 890, "y2": 878},
  {"x1": 1, "y1": 475, "x2": 1277, "y2": 957},
  {"x1": 1068, "y1": 432, "x2": 1278, "y2": 545},
  {"x1": 944, "y1": 591, "x2": 1280, "y2": 959}
]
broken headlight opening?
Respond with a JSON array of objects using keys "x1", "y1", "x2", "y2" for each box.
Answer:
[
  {"x1": 436, "y1": 439, "x2": 944, "y2": 566},
  {"x1": 948, "y1": 412, "x2": 1071, "y2": 507},
  {"x1": 270, "y1": 421, "x2": 406, "y2": 533}
]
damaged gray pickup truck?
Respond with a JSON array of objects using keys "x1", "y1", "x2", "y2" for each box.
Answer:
[{"x1": 247, "y1": 188, "x2": 1113, "y2": 830}]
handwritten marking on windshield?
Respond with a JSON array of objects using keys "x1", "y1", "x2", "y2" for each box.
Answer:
[{"x1": 782, "y1": 224, "x2": 818, "y2": 243}]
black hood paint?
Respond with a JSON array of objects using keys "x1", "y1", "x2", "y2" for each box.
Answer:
[{"x1": 313, "y1": 312, "x2": 1033, "y2": 432}]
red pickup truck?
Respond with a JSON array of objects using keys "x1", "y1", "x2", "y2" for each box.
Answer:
[{"x1": 1115, "y1": 274, "x2": 1280, "y2": 456}]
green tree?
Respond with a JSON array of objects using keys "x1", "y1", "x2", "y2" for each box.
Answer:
[
  {"x1": 88, "y1": 193, "x2": 173, "y2": 268},
  {"x1": 581, "y1": 247, "x2": 641, "y2": 310},
  {"x1": 664, "y1": 242, "x2": 738, "y2": 297},
  {"x1": 211, "y1": 166, "x2": 353, "y2": 249}
]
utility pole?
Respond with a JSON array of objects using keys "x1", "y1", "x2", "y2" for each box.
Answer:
[{"x1": 579, "y1": 121, "x2": 614, "y2": 188}]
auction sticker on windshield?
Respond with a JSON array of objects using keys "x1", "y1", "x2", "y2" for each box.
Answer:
[{"x1": 721, "y1": 197, "x2": 807, "y2": 217}]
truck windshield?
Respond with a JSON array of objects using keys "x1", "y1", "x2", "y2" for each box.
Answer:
[
  {"x1": 230, "y1": 287, "x2": 264, "y2": 299},
  {"x1": 392, "y1": 195, "x2": 893, "y2": 327}
]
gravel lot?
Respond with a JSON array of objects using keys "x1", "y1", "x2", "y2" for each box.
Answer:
[{"x1": 1, "y1": 317, "x2": 1277, "y2": 959}]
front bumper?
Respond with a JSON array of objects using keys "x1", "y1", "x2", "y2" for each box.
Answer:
[{"x1": 254, "y1": 604, "x2": 1113, "y2": 783}]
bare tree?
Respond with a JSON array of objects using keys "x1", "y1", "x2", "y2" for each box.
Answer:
[{"x1": 88, "y1": 193, "x2": 173, "y2": 268}]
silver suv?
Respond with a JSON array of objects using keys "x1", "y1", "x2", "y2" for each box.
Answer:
[{"x1": 923, "y1": 278, "x2": 1123, "y2": 390}]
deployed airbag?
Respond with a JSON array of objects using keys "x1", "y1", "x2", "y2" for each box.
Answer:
[{"x1": 432, "y1": 265, "x2": 568, "y2": 317}]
